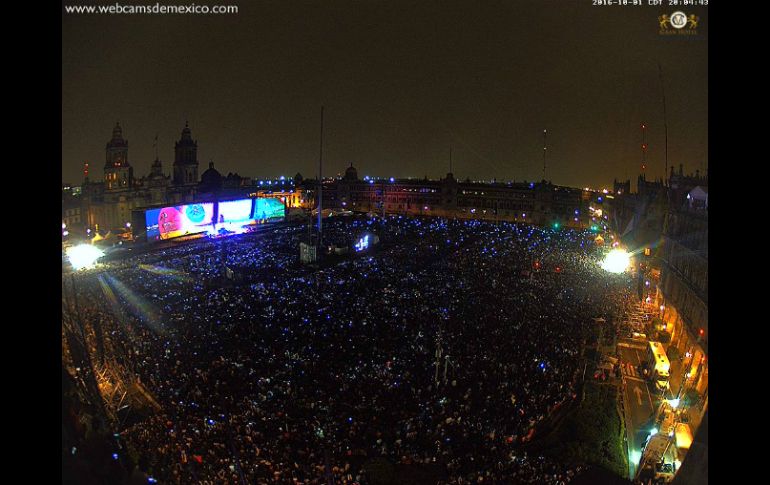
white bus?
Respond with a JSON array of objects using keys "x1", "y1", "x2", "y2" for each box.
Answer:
[{"x1": 647, "y1": 341, "x2": 670, "y2": 391}]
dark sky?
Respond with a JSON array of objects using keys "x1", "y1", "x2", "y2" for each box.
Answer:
[{"x1": 62, "y1": 0, "x2": 707, "y2": 188}]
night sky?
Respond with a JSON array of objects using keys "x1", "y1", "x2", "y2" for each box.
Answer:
[{"x1": 62, "y1": 1, "x2": 707, "y2": 188}]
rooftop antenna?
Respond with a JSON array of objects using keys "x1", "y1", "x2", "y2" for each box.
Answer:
[
  {"x1": 658, "y1": 62, "x2": 669, "y2": 185},
  {"x1": 317, "y1": 106, "x2": 324, "y2": 246},
  {"x1": 449, "y1": 146, "x2": 453, "y2": 174},
  {"x1": 153, "y1": 133, "x2": 159, "y2": 160},
  {"x1": 542, "y1": 129, "x2": 547, "y2": 182}
]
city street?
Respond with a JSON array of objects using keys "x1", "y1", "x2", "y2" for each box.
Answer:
[{"x1": 619, "y1": 340, "x2": 658, "y2": 479}]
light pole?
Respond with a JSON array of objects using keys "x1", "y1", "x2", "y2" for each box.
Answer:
[{"x1": 676, "y1": 349, "x2": 693, "y2": 400}]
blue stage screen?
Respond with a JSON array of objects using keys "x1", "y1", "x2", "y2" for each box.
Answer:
[
  {"x1": 145, "y1": 203, "x2": 215, "y2": 241},
  {"x1": 253, "y1": 198, "x2": 285, "y2": 221}
]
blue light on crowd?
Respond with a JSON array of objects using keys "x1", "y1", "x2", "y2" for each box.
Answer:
[{"x1": 355, "y1": 235, "x2": 370, "y2": 252}]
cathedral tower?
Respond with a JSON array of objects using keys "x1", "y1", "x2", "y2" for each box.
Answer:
[
  {"x1": 173, "y1": 121, "x2": 199, "y2": 186},
  {"x1": 104, "y1": 122, "x2": 133, "y2": 191}
]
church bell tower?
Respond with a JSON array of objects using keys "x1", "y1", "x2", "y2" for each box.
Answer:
[
  {"x1": 104, "y1": 122, "x2": 133, "y2": 191},
  {"x1": 173, "y1": 121, "x2": 199, "y2": 186}
]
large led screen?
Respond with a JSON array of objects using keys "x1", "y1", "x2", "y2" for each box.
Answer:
[
  {"x1": 254, "y1": 198, "x2": 285, "y2": 221},
  {"x1": 218, "y1": 199, "x2": 254, "y2": 224},
  {"x1": 145, "y1": 203, "x2": 215, "y2": 241},
  {"x1": 144, "y1": 198, "x2": 284, "y2": 241}
]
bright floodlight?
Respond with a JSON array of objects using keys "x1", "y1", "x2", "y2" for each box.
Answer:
[
  {"x1": 66, "y1": 244, "x2": 104, "y2": 270},
  {"x1": 601, "y1": 248, "x2": 630, "y2": 274}
]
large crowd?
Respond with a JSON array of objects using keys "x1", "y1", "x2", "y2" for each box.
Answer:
[{"x1": 64, "y1": 216, "x2": 632, "y2": 484}]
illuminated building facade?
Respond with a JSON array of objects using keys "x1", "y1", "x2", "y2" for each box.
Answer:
[
  {"x1": 611, "y1": 165, "x2": 708, "y2": 483},
  {"x1": 641, "y1": 192, "x2": 707, "y2": 484},
  {"x1": 76, "y1": 123, "x2": 212, "y2": 233},
  {"x1": 659, "y1": 199, "x2": 708, "y2": 421},
  {"x1": 301, "y1": 164, "x2": 592, "y2": 227},
  {"x1": 62, "y1": 185, "x2": 83, "y2": 230}
]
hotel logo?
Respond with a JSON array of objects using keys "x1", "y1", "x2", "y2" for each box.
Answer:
[{"x1": 659, "y1": 11, "x2": 699, "y2": 35}]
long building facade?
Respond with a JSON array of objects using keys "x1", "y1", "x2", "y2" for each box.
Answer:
[
  {"x1": 608, "y1": 167, "x2": 708, "y2": 483},
  {"x1": 301, "y1": 164, "x2": 594, "y2": 228}
]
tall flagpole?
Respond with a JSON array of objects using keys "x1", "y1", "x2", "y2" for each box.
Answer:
[
  {"x1": 658, "y1": 62, "x2": 669, "y2": 184},
  {"x1": 542, "y1": 129, "x2": 547, "y2": 181},
  {"x1": 641, "y1": 122, "x2": 647, "y2": 177},
  {"x1": 317, "y1": 106, "x2": 324, "y2": 246}
]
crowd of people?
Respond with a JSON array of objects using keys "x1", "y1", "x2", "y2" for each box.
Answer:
[{"x1": 63, "y1": 216, "x2": 632, "y2": 484}]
